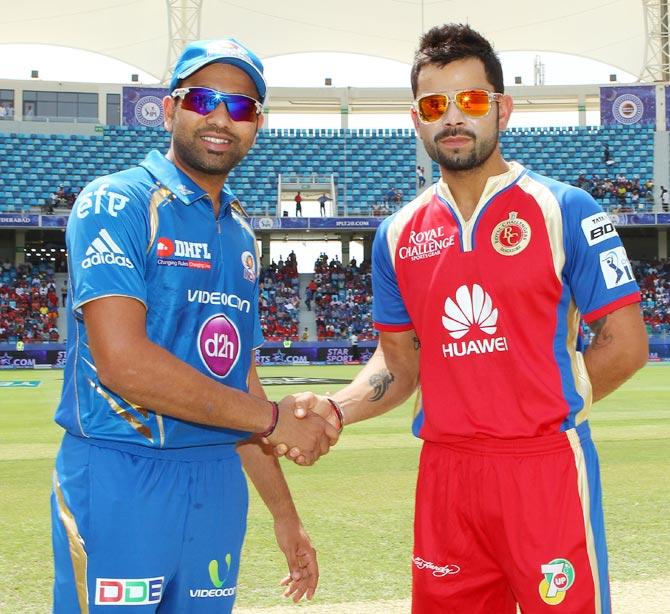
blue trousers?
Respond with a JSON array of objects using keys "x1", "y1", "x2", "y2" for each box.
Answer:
[{"x1": 51, "y1": 433, "x2": 248, "y2": 613}]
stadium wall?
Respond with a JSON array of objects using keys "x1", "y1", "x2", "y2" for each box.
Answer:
[
  {"x1": 1, "y1": 339, "x2": 669, "y2": 370},
  {"x1": 0, "y1": 341, "x2": 378, "y2": 369}
]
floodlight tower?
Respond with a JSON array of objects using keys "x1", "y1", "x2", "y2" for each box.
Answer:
[
  {"x1": 640, "y1": 0, "x2": 670, "y2": 82},
  {"x1": 162, "y1": 0, "x2": 204, "y2": 85}
]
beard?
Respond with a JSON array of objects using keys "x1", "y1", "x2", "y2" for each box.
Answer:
[
  {"x1": 172, "y1": 127, "x2": 248, "y2": 177},
  {"x1": 424, "y1": 126, "x2": 499, "y2": 172}
]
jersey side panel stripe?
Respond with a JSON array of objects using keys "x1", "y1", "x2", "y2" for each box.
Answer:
[
  {"x1": 567, "y1": 297, "x2": 593, "y2": 427},
  {"x1": 517, "y1": 174, "x2": 588, "y2": 427},
  {"x1": 567, "y1": 428, "x2": 611, "y2": 614},
  {"x1": 516, "y1": 174, "x2": 565, "y2": 282},
  {"x1": 386, "y1": 186, "x2": 436, "y2": 270}
]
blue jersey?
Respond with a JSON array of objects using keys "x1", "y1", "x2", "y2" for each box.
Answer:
[{"x1": 55, "y1": 150, "x2": 264, "y2": 448}]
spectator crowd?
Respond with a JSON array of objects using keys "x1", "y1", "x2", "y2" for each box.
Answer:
[
  {"x1": 0, "y1": 249, "x2": 666, "y2": 352},
  {"x1": 258, "y1": 253, "x2": 670, "y2": 344},
  {"x1": 0, "y1": 260, "x2": 60, "y2": 343},
  {"x1": 258, "y1": 252, "x2": 301, "y2": 341},
  {"x1": 44, "y1": 185, "x2": 80, "y2": 213},
  {"x1": 573, "y1": 174, "x2": 654, "y2": 212},
  {"x1": 582, "y1": 258, "x2": 670, "y2": 343},
  {"x1": 635, "y1": 259, "x2": 670, "y2": 335},
  {"x1": 309, "y1": 253, "x2": 375, "y2": 341}
]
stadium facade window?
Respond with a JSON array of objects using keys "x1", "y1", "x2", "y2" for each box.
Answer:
[
  {"x1": 22, "y1": 90, "x2": 99, "y2": 123},
  {"x1": 0, "y1": 89, "x2": 14, "y2": 120},
  {"x1": 106, "y1": 93, "x2": 121, "y2": 125}
]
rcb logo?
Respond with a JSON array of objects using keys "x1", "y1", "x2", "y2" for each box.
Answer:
[{"x1": 491, "y1": 211, "x2": 531, "y2": 256}]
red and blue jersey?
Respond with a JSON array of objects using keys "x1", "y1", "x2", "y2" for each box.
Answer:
[{"x1": 372, "y1": 162, "x2": 640, "y2": 440}]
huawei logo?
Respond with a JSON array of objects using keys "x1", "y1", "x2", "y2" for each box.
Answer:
[{"x1": 442, "y1": 284, "x2": 498, "y2": 339}]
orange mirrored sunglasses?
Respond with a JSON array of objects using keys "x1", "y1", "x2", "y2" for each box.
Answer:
[{"x1": 414, "y1": 89, "x2": 503, "y2": 123}]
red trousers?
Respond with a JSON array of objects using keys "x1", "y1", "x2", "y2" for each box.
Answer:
[{"x1": 412, "y1": 422, "x2": 611, "y2": 613}]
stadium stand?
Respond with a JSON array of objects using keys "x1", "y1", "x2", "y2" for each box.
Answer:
[
  {"x1": 258, "y1": 253, "x2": 301, "y2": 341},
  {"x1": 572, "y1": 173, "x2": 654, "y2": 211},
  {"x1": 636, "y1": 259, "x2": 670, "y2": 335},
  {"x1": 580, "y1": 259, "x2": 669, "y2": 344},
  {"x1": 311, "y1": 254, "x2": 375, "y2": 341},
  {"x1": 0, "y1": 124, "x2": 654, "y2": 215},
  {"x1": 0, "y1": 261, "x2": 60, "y2": 342}
]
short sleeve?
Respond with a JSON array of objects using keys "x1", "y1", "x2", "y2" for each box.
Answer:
[
  {"x1": 561, "y1": 188, "x2": 640, "y2": 323},
  {"x1": 251, "y1": 276, "x2": 265, "y2": 348},
  {"x1": 372, "y1": 218, "x2": 412, "y2": 331},
  {"x1": 67, "y1": 176, "x2": 150, "y2": 312}
]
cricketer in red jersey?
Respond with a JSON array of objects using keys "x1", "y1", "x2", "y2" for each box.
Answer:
[{"x1": 279, "y1": 23, "x2": 648, "y2": 614}]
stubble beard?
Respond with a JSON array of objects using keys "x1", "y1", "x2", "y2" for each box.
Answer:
[
  {"x1": 425, "y1": 127, "x2": 499, "y2": 172},
  {"x1": 173, "y1": 129, "x2": 247, "y2": 177}
]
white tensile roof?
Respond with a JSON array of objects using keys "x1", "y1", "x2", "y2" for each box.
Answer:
[{"x1": 0, "y1": 0, "x2": 647, "y2": 82}]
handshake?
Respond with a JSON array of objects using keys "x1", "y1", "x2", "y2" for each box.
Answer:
[{"x1": 262, "y1": 392, "x2": 343, "y2": 466}]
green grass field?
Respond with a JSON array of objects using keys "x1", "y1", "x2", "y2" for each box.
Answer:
[{"x1": 1, "y1": 365, "x2": 669, "y2": 613}]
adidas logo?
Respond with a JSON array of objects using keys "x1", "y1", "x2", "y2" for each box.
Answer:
[
  {"x1": 441, "y1": 284, "x2": 508, "y2": 359},
  {"x1": 82, "y1": 229, "x2": 134, "y2": 269}
]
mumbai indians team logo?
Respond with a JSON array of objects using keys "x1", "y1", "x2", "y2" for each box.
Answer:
[
  {"x1": 134, "y1": 95, "x2": 164, "y2": 127},
  {"x1": 491, "y1": 211, "x2": 531, "y2": 256},
  {"x1": 612, "y1": 93, "x2": 644, "y2": 125},
  {"x1": 241, "y1": 251, "x2": 256, "y2": 282},
  {"x1": 538, "y1": 558, "x2": 575, "y2": 605}
]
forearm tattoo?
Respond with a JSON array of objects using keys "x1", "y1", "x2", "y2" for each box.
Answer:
[
  {"x1": 413, "y1": 336, "x2": 421, "y2": 350},
  {"x1": 368, "y1": 369, "x2": 395, "y2": 402},
  {"x1": 589, "y1": 315, "x2": 613, "y2": 349}
]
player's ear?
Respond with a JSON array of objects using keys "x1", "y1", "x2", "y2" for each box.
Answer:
[
  {"x1": 410, "y1": 107, "x2": 420, "y2": 132},
  {"x1": 252, "y1": 112, "x2": 265, "y2": 146},
  {"x1": 163, "y1": 95, "x2": 175, "y2": 133},
  {"x1": 497, "y1": 94, "x2": 513, "y2": 131}
]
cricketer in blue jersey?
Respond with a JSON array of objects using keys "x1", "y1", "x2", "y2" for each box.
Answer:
[{"x1": 51, "y1": 38, "x2": 339, "y2": 613}]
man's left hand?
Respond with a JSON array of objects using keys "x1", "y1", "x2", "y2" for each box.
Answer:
[{"x1": 274, "y1": 516, "x2": 319, "y2": 602}]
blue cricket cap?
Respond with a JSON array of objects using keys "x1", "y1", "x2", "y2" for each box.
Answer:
[{"x1": 170, "y1": 38, "x2": 266, "y2": 103}]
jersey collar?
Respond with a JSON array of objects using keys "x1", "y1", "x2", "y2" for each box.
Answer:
[
  {"x1": 436, "y1": 160, "x2": 526, "y2": 209},
  {"x1": 140, "y1": 150, "x2": 236, "y2": 214}
]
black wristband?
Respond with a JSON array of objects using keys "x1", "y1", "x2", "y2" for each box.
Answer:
[{"x1": 259, "y1": 401, "x2": 279, "y2": 438}]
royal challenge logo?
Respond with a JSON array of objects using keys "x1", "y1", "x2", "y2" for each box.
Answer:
[
  {"x1": 538, "y1": 558, "x2": 575, "y2": 605},
  {"x1": 198, "y1": 314, "x2": 241, "y2": 377},
  {"x1": 441, "y1": 284, "x2": 509, "y2": 358},
  {"x1": 189, "y1": 555, "x2": 237, "y2": 599},
  {"x1": 398, "y1": 225, "x2": 455, "y2": 261}
]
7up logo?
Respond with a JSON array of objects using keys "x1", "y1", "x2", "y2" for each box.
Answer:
[
  {"x1": 189, "y1": 554, "x2": 236, "y2": 599},
  {"x1": 539, "y1": 558, "x2": 575, "y2": 605}
]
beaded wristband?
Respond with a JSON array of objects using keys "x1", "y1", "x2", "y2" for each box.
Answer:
[
  {"x1": 327, "y1": 398, "x2": 345, "y2": 433},
  {"x1": 259, "y1": 401, "x2": 279, "y2": 438}
]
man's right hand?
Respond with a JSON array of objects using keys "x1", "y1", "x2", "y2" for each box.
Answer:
[
  {"x1": 264, "y1": 395, "x2": 339, "y2": 466},
  {"x1": 270, "y1": 393, "x2": 342, "y2": 464}
]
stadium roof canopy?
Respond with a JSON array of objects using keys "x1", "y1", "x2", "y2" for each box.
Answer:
[{"x1": 1, "y1": 0, "x2": 648, "y2": 83}]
